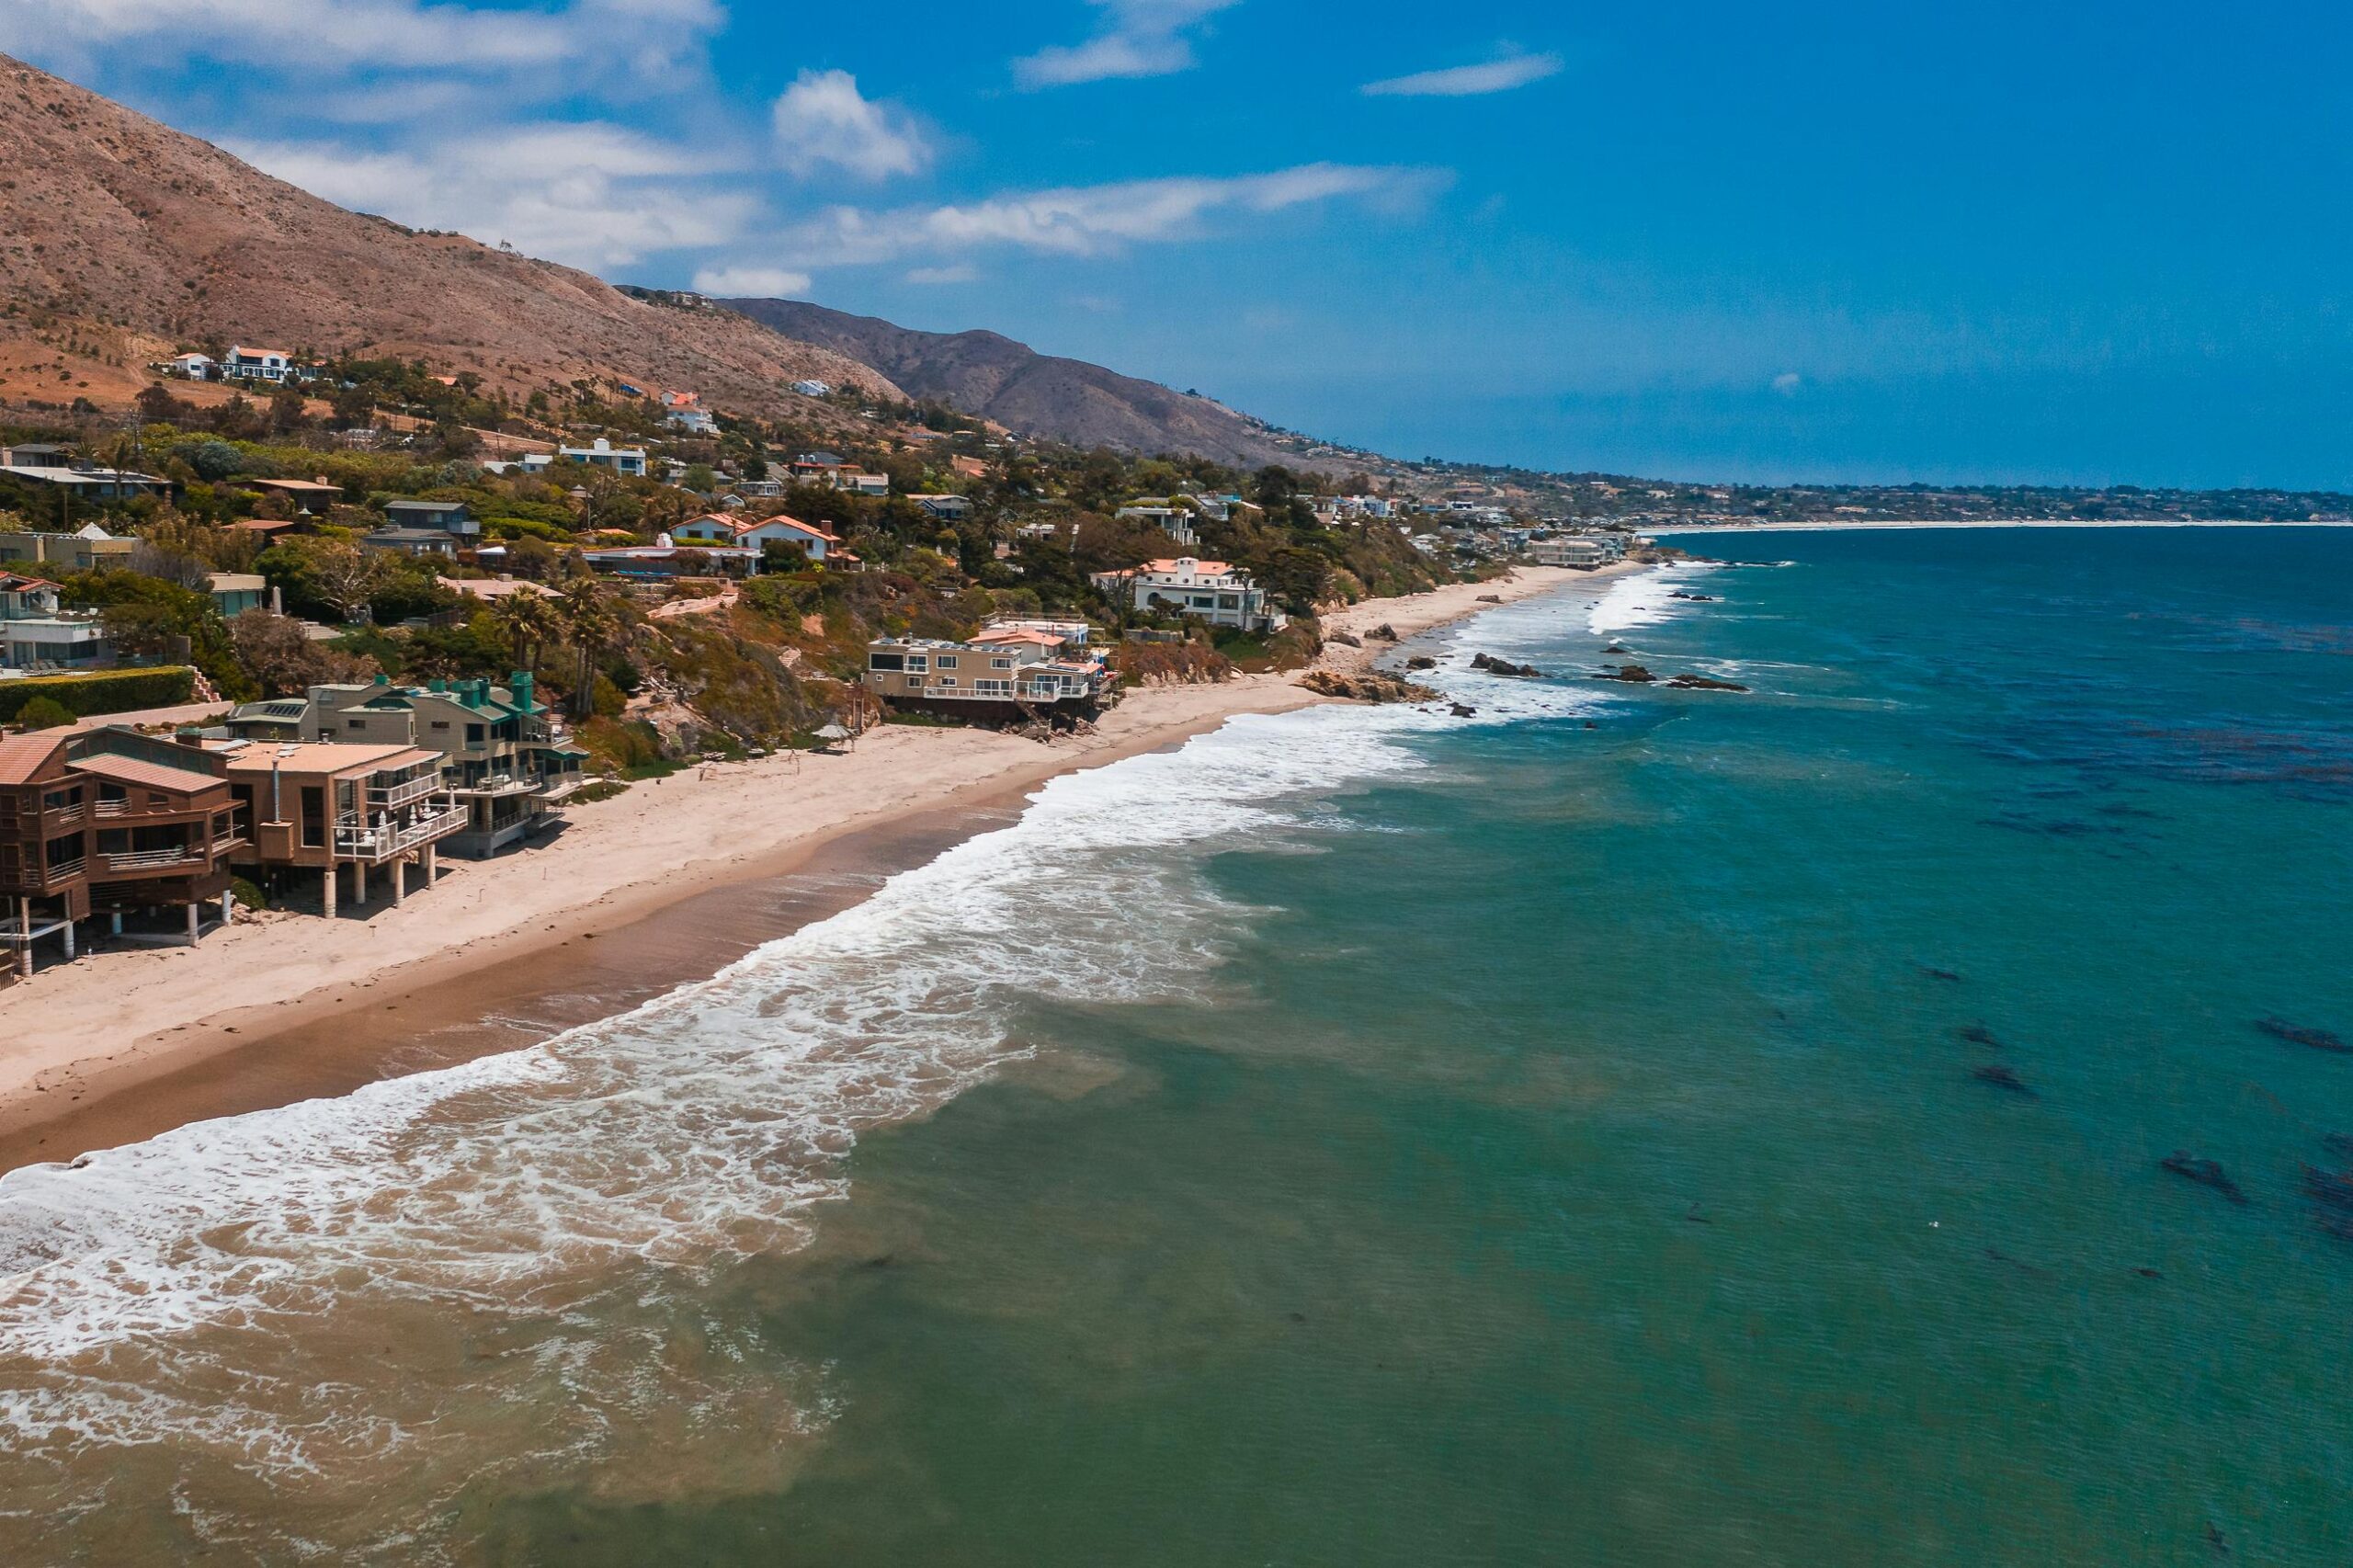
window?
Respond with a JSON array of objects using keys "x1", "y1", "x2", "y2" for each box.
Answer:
[
  {"x1": 301, "y1": 786, "x2": 324, "y2": 848},
  {"x1": 868, "y1": 653, "x2": 905, "y2": 672},
  {"x1": 936, "y1": 677, "x2": 957, "y2": 689},
  {"x1": 936, "y1": 654, "x2": 960, "y2": 669},
  {"x1": 346, "y1": 718, "x2": 365, "y2": 730},
  {"x1": 430, "y1": 720, "x2": 449, "y2": 731},
  {"x1": 976, "y1": 679, "x2": 1012, "y2": 696},
  {"x1": 466, "y1": 724, "x2": 486, "y2": 744},
  {"x1": 990, "y1": 657, "x2": 1013, "y2": 670},
  {"x1": 904, "y1": 656, "x2": 928, "y2": 673}
]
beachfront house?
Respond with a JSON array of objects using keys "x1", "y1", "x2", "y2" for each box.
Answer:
[
  {"x1": 1092, "y1": 557, "x2": 1283, "y2": 633},
  {"x1": 216, "y1": 740, "x2": 467, "y2": 915},
  {"x1": 0, "y1": 727, "x2": 249, "y2": 975},
  {"x1": 227, "y1": 674, "x2": 586, "y2": 858},
  {"x1": 864, "y1": 626, "x2": 1108, "y2": 717}
]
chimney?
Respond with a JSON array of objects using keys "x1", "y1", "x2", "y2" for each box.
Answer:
[
  {"x1": 270, "y1": 585, "x2": 283, "y2": 615},
  {"x1": 512, "y1": 670, "x2": 535, "y2": 712}
]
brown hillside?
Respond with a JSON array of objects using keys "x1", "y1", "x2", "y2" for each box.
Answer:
[
  {"x1": 722, "y1": 298, "x2": 1305, "y2": 469},
  {"x1": 0, "y1": 54, "x2": 903, "y2": 417}
]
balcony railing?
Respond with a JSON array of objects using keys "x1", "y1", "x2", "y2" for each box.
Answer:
[
  {"x1": 93, "y1": 799, "x2": 132, "y2": 819},
  {"x1": 40, "y1": 856, "x2": 87, "y2": 884},
  {"x1": 334, "y1": 804, "x2": 468, "y2": 860},
  {"x1": 368, "y1": 774, "x2": 443, "y2": 811},
  {"x1": 97, "y1": 845, "x2": 208, "y2": 872}
]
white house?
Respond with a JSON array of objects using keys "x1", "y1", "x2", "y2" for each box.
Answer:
[
  {"x1": 222, "y1": 346, "x2": 295, "y2": 382},
  {"x1": 0, "y1": 570, "x2": 108, "y2": 669},
  {"x1": 670, "y1": 512, "x2": 846, "y2": 561},
  {"x1": 1116, "y1": 503, "x2": 1197, "y2": 546},
  {"x1": 523, "y1": 438, "x2": 648, "y2": 478},
  {"x1": 1096, "y1": 557, "x2": 1281, "y2": 632},
  {"x1": 163, "y1": 352, "x2": 217, "y2": 380},
  {"x1": 790, "y1": 380, "x2": 833, "y2": 397}
]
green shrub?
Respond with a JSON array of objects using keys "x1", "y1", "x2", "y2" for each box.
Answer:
[
  {"x1": 0, "y1": 666, "x2": 197, "y2": 722},
  {"x1": 11, "y1": 695, "x2": 75, "y2": 730},
  {"x1": 569, "y1": 778, "x2": 631, "y2": 805},
  {"x1": 229, "y1": 877, "x2": 270, "y2": 911}
]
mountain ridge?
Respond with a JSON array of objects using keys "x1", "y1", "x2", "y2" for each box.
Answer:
[{"x1": 718, "y1": 298, "x2": 1312, "y2": 470}]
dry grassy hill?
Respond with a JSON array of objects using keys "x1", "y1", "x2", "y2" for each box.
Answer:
[{"x1": 0, "y1": 54, "x2": 902, "y2": 418}]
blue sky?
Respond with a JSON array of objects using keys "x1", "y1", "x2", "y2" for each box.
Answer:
[{"x1": 8, "y1": 1, "x2": 2350, "y2": 489}]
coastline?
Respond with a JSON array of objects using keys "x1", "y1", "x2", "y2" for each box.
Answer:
[{"x1": 0, "y1": 564, "x2": 1624, "y2": 1172}]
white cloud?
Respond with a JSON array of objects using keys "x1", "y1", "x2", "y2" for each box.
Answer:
[
  {"x1": 771, "y1": 69, "x2": 930, "y2": 181},
  {"x1": 692, "y1": 267, "x2": 814, "y2": 298},
  {"x1": 779, "y1": 164, "x2": 1447, "y2": 268},
  {"x1": 233, "y1": 125, "x2": 756, "y2": 269},
  {"x1": 1015, "y1": 0, "x2": 1243, "y2": 88},
  {"x1": 1362, "y1": 51, "x2": 1563, "y2": 98},
  {"x1": 906, "y1": 265, "x2": 980, "y2": 285},
  {"x1": 6, "y1": 0, "x2": 722, "y2": 81}
]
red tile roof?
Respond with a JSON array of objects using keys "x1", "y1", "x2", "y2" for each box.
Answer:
[
  {"x1": 67, "y1": 753, "x2": 225, "y2": 795},
  {"x1": 0, "y1": 732, "x2": 67, "y2": 787}
]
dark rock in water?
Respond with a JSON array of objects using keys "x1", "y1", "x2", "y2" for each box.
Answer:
[
  {"x1": 1471, "y1": 653, "x2": 1542, "y2": 677},
  {"x1": 1685, "y1": 1202, "x2": 1711, "y2": 1224},
  {"x1": 1595, "y1": 664, "x2": 1657, "y2": 684},
  {"x1": 1663, "y1": 673, "x2": 1750, "y2": 691},
  {"x1": 1449, "y1": 702, "x2": 1477, "y2": 717},
  {"x1": 2207, "y1": 1522, "x2": 2230, "y2": 1558},
  {"x1": 2300, "y1": 1164, "x2": 2353, "y2": 1213},
  {"x1": 1959, "y1": 1022, "x2": 2000, "y2": 1048},
  {"x1": 2256, "y1": 1017, "x2": 2348, "y2": 1052},
  {"x1": 1299, "y1": 670, "x2": 1438, "y2": 704},
  {"x1": 1583, "y1": 720, "x2": 1598, "y2": 730},
  {"x1": 1971, "y1": 1064, "x2": 2037, "y2": 1096},
  {"x1": 1405, "y1": 654, "x2": 1437, "y2": 670},
  {"x1": 1603, "y1": 643, "x2": 1630, "y2": 654},
  {"x1": 1476, "y1": 594, "x2": 1504, "y2": 604},
  {"x1": 2161, "y1": 1152, "x2": 2248, "y2": 1205},
  {"x1": 1366, "y1": 623, "x2": 1400, "y2": 642},
  {"x1": 1668, "y1": 590, "x2": 1719, "y2": 601},
  {"x1": 2131, "y1": 1267, "x2": 2165, "y2": 1280},
  {"x1": 1922, "y1": 967, "x2": 1963, "y2": 983},
  {"x1": 2324, "y1": 1131, "x2": 2353, "y2": 1160},
  {"x1": 1327, "y1": 630, "x2": 1362, "y2": 648}
]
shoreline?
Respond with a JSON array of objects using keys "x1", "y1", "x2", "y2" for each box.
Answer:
[{"x1": 0, "y1": 565, "x2": 1627, "y2": 1173}]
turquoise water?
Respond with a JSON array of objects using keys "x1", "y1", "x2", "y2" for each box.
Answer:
[{"x1": 2, "y1": 527, "x2": 2348, "y2": 1563}]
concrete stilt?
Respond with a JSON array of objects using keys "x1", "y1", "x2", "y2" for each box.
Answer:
[
  {"x1": 324, "y1": 862, "x2": 338, "y2": 917},
  {"x1": 61, "y1": 919, "x2": 74, "y2": 960},
  {"x1": 351, "y1": 860, "x2": 367, "y2": 909},
  {"x1": 185, "y1": 901, "x2": 200, "y2": 947},
  {"x1": 110, "y1": 913, "x2": 123, "y2": 936},
  {"x1": 221, "y1": 890, "x2": 234, "y2": 926},
  {"x1": 15, "y1": 897, "x2": 29, "y2": 980},
  {"x1": 422, "y1": 843, "x2": 437, "y2": 884},
  {"x1": 391, "y1": 855, "x2": 405, "y2": 907}
]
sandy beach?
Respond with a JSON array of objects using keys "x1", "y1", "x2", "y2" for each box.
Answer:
[{"x1": 0, "y1": 565, "x2": 1620, "y2": 1169}]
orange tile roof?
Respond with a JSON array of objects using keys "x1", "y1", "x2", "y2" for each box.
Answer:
[
  {"x1": 1140, "y1": 558, "x2": 1233, "y2": 574},
  {"x1": 67, "y1": 753, "x2": 225, "y2": 795},
  {"x1": 0, "y1": 732, "x2": 66, "y2": 787},
  {"x1": 224, "y1": 744, "x2": 440, "y2": 778}
]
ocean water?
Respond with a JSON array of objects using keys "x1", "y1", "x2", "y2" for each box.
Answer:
[{"x1": 1, "y1": 526, "x2": 2349, "y2": 1564}]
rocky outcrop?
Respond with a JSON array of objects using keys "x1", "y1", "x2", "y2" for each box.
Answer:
[
  {"x1": 1665, "y1": 673, "x2": 1750, "y2": 691},
  {"x1": 1326, "y1": 630, "x2": 1362, "y2": 648},
  {"x1": 1472, "y1": 653, "x2": 1542, "y2": 677},
  {"x1": 2257, "y1": 1017, "x2": 2347, "y2": 1052},
  {"x1": 1365, "y1": 624, "x2": 1400, "y2": 642},
  {"x1": 1300, "y1": 670, "x2": 1438, "y2": 703},
  {"x1": 2162, "y1": 1152, "x2": 2248, "y2": 1205},
  {"x1": 1669, "y1": 590, "x2": 1719, "y2": 602},
  {"x1": 1405, "y1": 655, "x2": 1437, "y2": 670},
  {"x1": 1475, "y1": 594, "x2": 1504, "y2": 604},
  {"x1": 1596, "y1": 664, "x2": 1656, "y2": 683}
]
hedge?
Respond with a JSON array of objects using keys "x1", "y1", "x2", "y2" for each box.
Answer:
[{"x1": 0, "y1": 666, "x2": 198, "y2": 722}]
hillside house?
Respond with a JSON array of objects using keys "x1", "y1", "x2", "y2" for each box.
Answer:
[
  {"x1": 0, "y1": 571, "x2": 107, "y2": 671},
  {"x1": 670, "y1": 514, "x2": 846, "y2": 560},
  {"x1": 227, "y1": 673, "x2": 586, "y2": 858},
  {"x1": 1116, "y1": 503, "x2": 1198, "y2": 546},
  {"x1": 381, "y1": 498, "x2": 479, "y2": 539},
  {"x1": 790, "y1": 380, "x2": 833, "y2": 397},
  {"x1": 0, "y1": 727, "x2": 248, "y2": 974},
  {"x1": 581, "y1": 540, "x2": 763, "y2": 579},
  {"x1": 222, "y1": 346, "x2": 295, "y2": 382},
  {"x1": 162, "y1": 352, "x2": 217, "y2": 380},
  {"x1": 910, "y1": 494, "x2": 973, "y2": 522},
  {"x1": 359, "y1": 527, "x2": 458, "y2": 559},
  {"x1": 244, "y1": 477, "x2": 345, "y2": 513},
  {"x1": 522, "y1": 438, "x2": 647, "y2": 478},
  {"x1": 0, "y1": 523, "x2": 138, "y2": 574},
  {"x1": 1094, "y1": 557, "x2": 1281, "y2": 633},
  {"x1": 206, "y1": 573, "x2": 269, "y2": 618}
]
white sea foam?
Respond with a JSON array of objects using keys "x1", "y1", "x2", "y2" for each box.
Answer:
[{"x1": 1586, "y1": 564, "x2": 1717, "y2": 635}]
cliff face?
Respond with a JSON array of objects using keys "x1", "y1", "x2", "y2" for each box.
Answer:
[
  {"x1": 0, "y1": 54, "x2": 902, "y2": 415},
  {"x1": 722, "y1": 298, "x2": 1300, "y2": 469}
]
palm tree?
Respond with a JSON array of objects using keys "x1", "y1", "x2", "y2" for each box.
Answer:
[
  {"x1": 491, "y1": 589, "x2": 562, "y2": 680},
  {"x1": 557, "y1": 580, "x2": 622, "y2": 719}
]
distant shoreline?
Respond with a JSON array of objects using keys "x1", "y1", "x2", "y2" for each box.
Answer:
[{"x1": 1650, "y1": 517, "x2": 2352, "y2": 534}]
